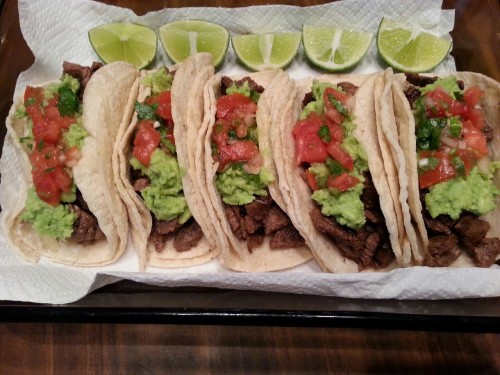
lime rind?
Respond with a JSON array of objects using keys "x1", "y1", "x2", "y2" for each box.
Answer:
[
  {"x1": 231, "y1": 32, "x2": 301, "y2": 71},
  {"x1": 88, "y1": 23, "x2": 157, "y2": 69},
  {"x1": 376, "y1": 18, "x2": 452, "y2": 73},
  {"x1": 159, "y1": 20, "x2": 230, "y2": 68},
  {"x1": 302, "y1": 25, "x2": 373, "y2": 72}
]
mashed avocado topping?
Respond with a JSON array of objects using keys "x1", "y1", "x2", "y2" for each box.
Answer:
[
  {"x1": 63, "y1": 119, "x2": 88, "y2": 150},
  {"x1": 426, "y1": 167, "x2": 500, "y2": 220},
  {"x1": 142, "y1": 67, "x2": 173, "y2": 95},
  {"x1": 216, "y1": 164, "x2": 275, "y2": 205},
  {"x1": 131, "y1": 149, "x2": 191, "y2": 223},
  {"x1": 300, "y1": 80, "x2": 368, "y2": 229},
  {"x1": 21, "y1": 189, "x2": 76, "y2": 239}
]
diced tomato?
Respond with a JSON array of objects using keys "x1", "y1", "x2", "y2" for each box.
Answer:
[
  {"x1": 323, "y1": 87, "x2": 350, "y2": 107},
  {"x1": 45, "y1": 105, "x2": 75, "y2": 129},
  {"x1": 303, "y1": 170, "x2": 319, "y2": 191},
  {"x1": 424, "y1": 87, "x2": 453, "y2": 118},
  {"x1": 418, "y1": 152, "x2": 456, "y2": 189},
  {"x1": 455, "y1": 148, "x2": 479, "y2": 176},
  {"x1": 217, "y1": 140, "x2": 259, "y2": 172},
  {"x1": 325, "y1": 115, "x2": 344, "y2": 142},
  {"x1": 464, "y1": 86, "x2": 484, "y2": 107},
  {"x1": 325, "y1": 108, "x2": 344, "y2": 126},
  {"x1": 32, "y1": 119, "x2": 61, "y2": 145},
  {"x1": 327, "y1": 173, "x2": 360, "y2": 192},
  {"x1": 326, "y1": 142, "x2": 354, "y2": 171},
  {"x1": 211, "y1": 119, "x2": 231, "y2": 148},
  {"x1": 464, "y1": 108, "x2": 485, "y2": 131},
  {"x1": 463, "y1": 130, "x2": 488, "y2": 156},
  {"x1": 24, "y1": 86, "x2": 44, "y2": 106},
  {"x1": 449, "y1": 100, "x2": 467, "y2": 117},
  {"x1": 32, "y1": 171, "x2": 61, "y2": 206},
  {"x1": 29, "y1": 145, "x2": 71, "y2": 205},
  {"x1": 294, "y1": 132, "x2": 328, "y2": 165},
  {"x1": 146, "y1": 91, "x2": 173, "y2": 121},
  {"x1": 216, "y1": 93, "x2": 257, "y2": 122},
  {"x1": 293, "y1": 114, "x2": 329, "y2": 165},
  {"x1": 132, "y1": 120, "x2": 161, "y2": 166}
]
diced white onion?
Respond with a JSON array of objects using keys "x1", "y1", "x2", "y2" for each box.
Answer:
[
  {"x1": 440, "y1": 134, "x2": 459, "y2": 149},
  {"x1": 477, "y1": 156, "x2": 490, "y2": 175}
]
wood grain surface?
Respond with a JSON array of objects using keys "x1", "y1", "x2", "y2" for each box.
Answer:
[{"x1": 0, "y1": 0, "x2": 499, "y2": 373}]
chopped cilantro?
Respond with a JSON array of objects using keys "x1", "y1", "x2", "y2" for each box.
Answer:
[
  {"x1": 57, "y1": 86, "x2": 79, "y2": 117},
  {"x1": 135, "y1": 101, "x2": 158, "y2": 121}
]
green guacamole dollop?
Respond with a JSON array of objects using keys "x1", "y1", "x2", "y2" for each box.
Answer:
[
  {"x1": 130, "y1": 149, "x2": 191, "y2": 223},
  {"x1": 216, "y1": 163, "x2": 275, "y2": 205},
  {"x1": 21, "y1": 189, "x2": 76, "y2": 239},
  {"x1": 426, "y1": 167, "x2": 500, "y2": 220}
]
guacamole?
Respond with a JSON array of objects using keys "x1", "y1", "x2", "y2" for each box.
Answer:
[
  {"x1": 21, "y1": 189, "x2": 76, "y2": 239},
  {"x1": 131, "y1": 149, "x2": 191, "y2": 223},
  {"x1": 216, "y1": 163, "x2": 275, "y2": 205},
  {"x1": 426, "y1": 167, "x2": 500, "y2": 220},
  {"x1": 63, "y1": 120, "x2": 88, "y2": 150}
]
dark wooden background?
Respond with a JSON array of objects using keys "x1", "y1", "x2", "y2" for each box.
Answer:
[{"x1": 0, "y1": 0, "x2": 499, "y2": 373}]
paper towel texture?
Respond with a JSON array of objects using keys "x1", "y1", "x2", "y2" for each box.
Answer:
[{"x1": 1, "y1": 0, "x2": 499, "y2": 304}]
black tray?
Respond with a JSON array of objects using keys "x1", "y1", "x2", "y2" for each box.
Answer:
[{"x1": 0, "y1": 280, "x2": 499, "y2": 332}]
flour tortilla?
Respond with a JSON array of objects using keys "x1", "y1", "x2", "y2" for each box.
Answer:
[
  {"x1": 385, "y1": 72, "x2": 500, "y2": 266},
  {"x1": 113, "y1": 53, "x2": 218, "y2": 270},
  {"x1": 272, "y1": 72, "x2": 401, "y2": 273},
  {"x1": 196, "y1": 70, "x2": 312, "y2": 272},
  {"x1": 1, "y1": 62, "x2": 138, "y2": 266}
]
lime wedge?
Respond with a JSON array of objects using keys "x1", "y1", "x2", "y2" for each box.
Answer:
[
  {"x1": 232, "y1": 32, "x2": 301, "y2": 71},
  {"x1": 159, "y1": 20, "x2": 229, "y2": 68},
  {"x1": 377, "y1": 18, "x2": 452, "y2": 72},
  {"x1": 302, "y1": 25, "x2": 372, "y2": 72},
  {"x1": 88, "y1": 23, "x2": 157, "y2": 69}
]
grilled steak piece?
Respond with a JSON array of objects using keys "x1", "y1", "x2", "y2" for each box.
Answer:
[
  {"x1": 262, "y1": 206, "x2": 290, "y2": 234},
  {"x1": 310, "y1": 207, "x2": 357, "y2": 242},
  {"x1": 423, "y1": 212, "x2": 452, "y2": 235},
  {"x1": 69, "y1": 205, "x2": 105, "y2": 243},
  {"x1": 132, "y1": 177, "x2": 150, "y2": 192},
  {"x1": 424, "y1": 234, "x2": 461, "y2": 267},
  {"x1": 270, "y1": 225, "x2": 305, "y2": 249},
  {"x1": 220, "y1": 76, "x2": 265, "y2": 95},
  {"x1": 453, "y1": 214, "x2": 490, "y2": 245},
  {"x1": 247, "y1": 233, "x2": 264, "y2": 253},
  {"x1": 63, "y1": 61, "x2": 103, "y2": 98},
  {"x1": 465, "y1": 238, "x2": 500, "y2": 267},
  {"x1": 244, "y1": 194, "x2": 273, "y2": 221},
  {"x1": 173, "y1": 220, "x2": 204, "y2": 252},
  {"x1": 337, "y1": 81, "x2": 358, "y2": 96},
  {"x1": 404, "y1": 86, "x2": 421, "y2": 109},
  {"x1": 404, "y1": 73, "x2": 438, "y2": 87}
]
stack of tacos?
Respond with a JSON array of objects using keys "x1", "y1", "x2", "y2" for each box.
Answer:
[
  {"x1": 379, "y1": 71, "x2": 500, "y2": 268},
  {"x1": 113, "y1": 53, "x2": 219, "y2": 270},
  {"x1": 270, "y1": 72, "x2": 403, "y2": 272},
  {"x1": 192, "y1": 70, "x2": 312, "y2": 272},
  {"x1": 1, "y1": 61, "x2": 138, "y2": 266}
]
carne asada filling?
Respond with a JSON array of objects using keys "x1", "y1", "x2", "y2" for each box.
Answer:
[
  {"x1": 130, "y1": 67, "x2": 203, "y2": 253},
  {"x1": 213, "y1": 76, "x2": 305, "y2": 253},
  {"x1": 404, "y1": 73, "x2": 500, "y2": 267},
  {"x1": 295, "y1": 80, "x2": 394, "y2": 269},
  {"x1": 19, "y1": 62, "x2": 104, "y2": 243}
]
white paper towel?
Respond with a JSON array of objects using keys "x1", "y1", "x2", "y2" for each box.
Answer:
[{"x1": 1, "y1": 0, "x2": 499, "y2": 304}]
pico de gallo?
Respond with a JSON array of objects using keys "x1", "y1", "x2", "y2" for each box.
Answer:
[
  {"x1": 410, "y1": 76, "x2": 499, "y2": 219},
  {"x1": 16, "y1": 71, "x2": 91, "y2": 239},
  {"x1": 294, "y1": 80, "x2": 368, "y2": 230},
  {"x1": 212, "y1": 77, "x2": 274, "y2": 205},
  {"x1": 130, "y1": 67, "x2": 191, "y2": 225},
  {"x1": 404, "y1": 73, "x2": 500, "y2": 267}
]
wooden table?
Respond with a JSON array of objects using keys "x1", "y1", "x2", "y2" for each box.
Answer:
[{"x1": 0, "y1": 0, "x2": 499, "y2": 373}]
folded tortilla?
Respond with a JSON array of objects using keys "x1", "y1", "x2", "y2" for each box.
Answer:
[
  {"x1": 1, "y1": 62, "x2": 138, "y2": 266},
  {"x1": 380, "y1": 71, "x2": 500, "y2": 267},
  {"x1": 195, "y1": 70, "x2": 312, "y2": 272},
  {"x1": 271, "y1": 72, "x2": 402, "y2": 273},
  {"x1": 113, "y1": 53, "x2": 218, "y2": 270}
]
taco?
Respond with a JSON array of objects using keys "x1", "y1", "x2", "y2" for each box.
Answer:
[
  {"x1": 1, "y1": 61, "x2": 138, "y2": 266},
  {"x1": 113, "y1": 53, "x2": 219, "y2": 270},
  {"x1": 382, "y1": 71, "x2": 500, "y2": 267},
  {"x1": 194, "y1": 70, "x2": 312, "y2": 272},
  {"x1": 272, "y1": 72, "x2": 402, "y2": 273}
]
